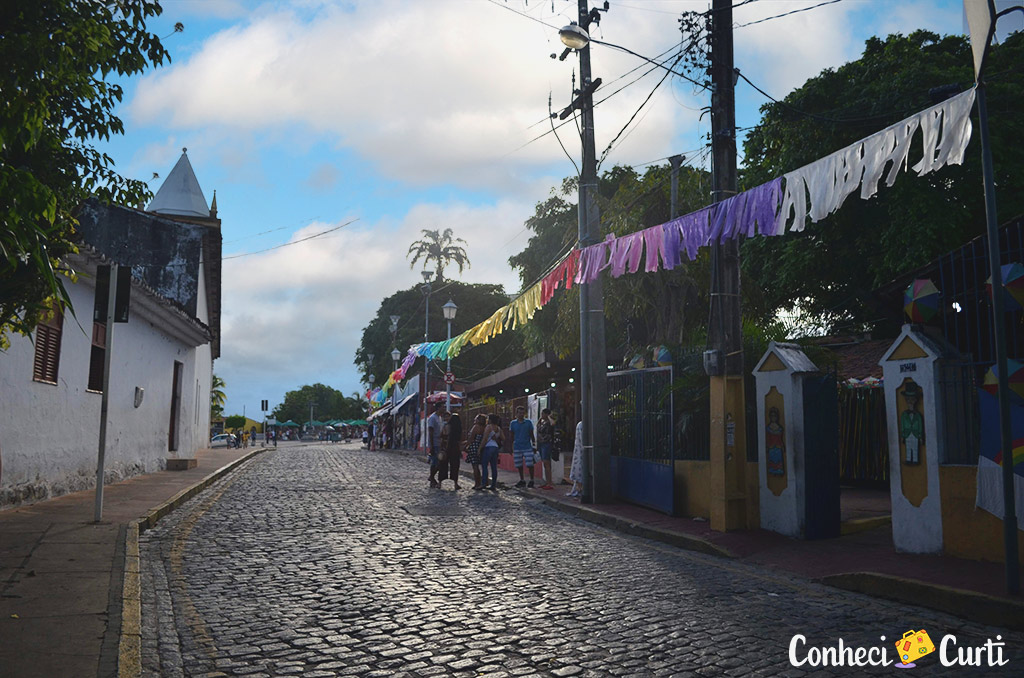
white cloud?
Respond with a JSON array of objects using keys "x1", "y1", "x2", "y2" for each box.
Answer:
[
  {"x1": 129, "y1": 0, "x2": 704, "y2": 192},
  {"x1": 216, "y1": 196, "x2": 536, "y2": 413}
]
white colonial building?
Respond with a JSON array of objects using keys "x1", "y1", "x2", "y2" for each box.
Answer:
[{"x1": 0, "y1": 150, "x2": 222, "y2": 507}]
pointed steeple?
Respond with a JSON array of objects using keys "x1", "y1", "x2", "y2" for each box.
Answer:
[
  {"x1": 147, "y1": 148, "x2": 210, "y2": 217},
  {"x1": 210, "y1": 190, "x2": 218, "y2": 218}
]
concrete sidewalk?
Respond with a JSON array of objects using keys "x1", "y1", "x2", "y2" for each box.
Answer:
[{"x1": 0, "y1": 445, "x2": 263, "y2": 678}]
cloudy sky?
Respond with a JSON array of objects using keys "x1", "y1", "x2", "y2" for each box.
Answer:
[{"x1": 96, "y1": 0, "x2": 988, "y2": 417}]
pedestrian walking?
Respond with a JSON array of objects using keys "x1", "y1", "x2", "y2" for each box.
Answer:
[
  {"x1": 537, "y1": 408, "x2": 555, "y2": 490},
  {"x1": 567, "y1": 419, "x2": 584, "y2": 497},
  {"x1": 465, "y1": 414, "x2": 486, "y2": 490},
  {"x1": 480, "y1": 414, "x2": 503, "y2": 490},
  {"x1": 510, "y1": 406, "x2": 535, "y2": 488},
  {"x1": 438, "y1": 410, "x2": 462, "y2": 489},
  {"x1": 361, "y1": 427, "x2": 369, "y2": 448},
  {"x1": 426, "y1": 403, "x2": 445, "y2": 488}
]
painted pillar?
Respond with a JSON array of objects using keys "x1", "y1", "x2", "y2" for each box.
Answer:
[
  {"x1": 879, "y1": 325, "x2": 955, "y2": 554},
  {"x1": 753, "y1": 342, "x2": 825, "y2": 538}
]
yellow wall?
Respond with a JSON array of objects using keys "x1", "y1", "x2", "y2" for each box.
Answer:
[
  {"x1": 940, "y1": 466, "x2": 1024, "y2": 564},
  {"x1": 675, "y1": 460, "x2": 710, "y2": 518}
]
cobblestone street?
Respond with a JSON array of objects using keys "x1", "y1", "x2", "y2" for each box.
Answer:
[{"x1": 140, "y1": 444, "x2": 1024, "y2": 677}]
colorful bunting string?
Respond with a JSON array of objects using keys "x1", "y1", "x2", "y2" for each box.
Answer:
[{"x1": 369, "y1": 88, "x2": 977, "y2": 406}]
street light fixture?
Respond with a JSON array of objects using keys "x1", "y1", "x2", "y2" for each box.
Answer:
[
  {"x1": 391, "y1": 347, "x2": 401, "y2": 371},
  {"x1": 559, "y1": 22, "x2": 589, "y2": 50},
  {"x1": 442, "y1": 299, "x2": 458, "y2": 410}
]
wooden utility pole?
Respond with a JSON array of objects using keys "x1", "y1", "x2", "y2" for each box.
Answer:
[{"x1": 707, "y1": 0, "x2": 748, "y2": 531}]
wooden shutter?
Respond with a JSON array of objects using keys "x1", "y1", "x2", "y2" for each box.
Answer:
[{"x1": 32, "y1": 309, "x2": 63, "y2": 384}]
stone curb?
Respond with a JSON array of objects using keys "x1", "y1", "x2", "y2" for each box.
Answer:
[
  {"x1": 117, "y1": 448, "x2": 265, "y2": 678},
  {"x1": 820, "y1": 572, "x2": 1024, "y2": 632}
]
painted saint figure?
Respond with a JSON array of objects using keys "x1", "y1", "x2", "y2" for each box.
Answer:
[
  {"x1": 900, "y1": 381, "x2": 924, "y2": 464},
  {"x1": 766, "y1": 407, "x2": 785, "y2": 476}
]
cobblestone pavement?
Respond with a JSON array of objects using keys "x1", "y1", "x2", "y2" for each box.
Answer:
[{"x1": 140, "y1": 444, "x2": 1024, "y2": 677}]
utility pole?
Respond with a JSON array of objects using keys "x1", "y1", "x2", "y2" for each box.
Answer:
[
  {"x1": 571, "y1": 0, "x2": 611, "y2": 504},
  {"x1": 93, "y1": 264, "x2": 118, "y2": 522},
  {"x1": 670, "y1": 154, "x2": 684, "y2": 219},
  {"x1": 707, "y1": 0, "x2": 747, "y2": 531}
]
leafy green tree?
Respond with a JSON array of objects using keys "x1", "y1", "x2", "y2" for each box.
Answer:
[
  {"x1": 223, "y1": 414, "x2": 246, "y2": 430},
  {"x1": 357, "y1": 281, "x2": 526, "y2": 387},
  {"x1": 509, "y1": 163, "x2": 714, "y2": 359},
  {"x1": 740, "y1": 31, "x2": 1024, "y2": 332},
  {"x1": 406, "y1": 228, "x2": 470, "y2": 282},
  {"x1": 0, "y1": 0, "x2": 171, "y2": 348},
  {"x1": 210, "y1": 374, "x2": 226, "y2": 420},
  {"x1": 271, "y1": 384, "x2": 364, "y2": 424}
]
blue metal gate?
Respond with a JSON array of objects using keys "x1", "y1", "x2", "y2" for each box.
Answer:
[{"x1": 607, "y1": 366, "x2": 675, "y2": 515}]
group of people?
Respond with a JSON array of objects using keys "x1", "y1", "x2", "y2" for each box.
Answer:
[{"x1": 423, "y1": 402, "x2": 583, "y2": 495}]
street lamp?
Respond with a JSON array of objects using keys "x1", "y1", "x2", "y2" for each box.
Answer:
[
  {"x1": 391, "y1": 347, "x2": 401, "y2": 371},
  {"x1": 420, "y1": 269, "x2": 433, "y2": 451},
  {"x1": 558, "y1": 1, "x2": 611, "y2": 505},
  {"x1": 442, "y1": 299, "x2": 458, "y2": 410}
]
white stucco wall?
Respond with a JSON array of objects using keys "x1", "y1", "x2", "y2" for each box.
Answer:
[
  {"x1": 0, "y1": 274, "x2": 212, "y2": 508},
  {"x1": 881, "y1": 326, "x2": 945, "y2": 554},
  {"x1": 756, "y1": 369, "x2": 806, "y2": 538}
]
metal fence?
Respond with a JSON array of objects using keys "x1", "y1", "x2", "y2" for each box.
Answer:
[
  {"x1": 607, "y1": 366, "x2": 674, "y2": 464},
  {"x1": 937, "y1": 361, "x2": 982, "y2": 465}
]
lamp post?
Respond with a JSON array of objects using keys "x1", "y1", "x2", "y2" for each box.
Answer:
[
  {"x1": 442, "y1": 299, "x2": 458, "y2": 410},
  {"x1": 559, "y1": 1, "x2": 611, "y2": 504},
  {"x1": 965, "y1": 0, "x2": 1021, "y2": 595},
  {"x1": 391, "y1": 347, "x2": 401, "y2": 373},
  {"x1": 421, "y1": 270, "x2": 433, "y2": 451}
]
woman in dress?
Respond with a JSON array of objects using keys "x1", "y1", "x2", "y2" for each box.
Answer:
[
  {"x1": 465, "y1": 414, "x2": 487, "y2": 490},
  {"x1": 481, "y1": 414, "x2": 504, "y2": 491}
]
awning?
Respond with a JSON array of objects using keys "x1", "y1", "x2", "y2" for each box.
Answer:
[
  {"x1": 393, "y1": 393, "x2": 418, "y2": 412},
  {"x1": 368, "y1": 405, "x2": 393, "y2": 420}
]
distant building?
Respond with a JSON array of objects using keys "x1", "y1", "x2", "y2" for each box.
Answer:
[{"x1": 0, "y1": 150, "x2": 222, "y2": 508}]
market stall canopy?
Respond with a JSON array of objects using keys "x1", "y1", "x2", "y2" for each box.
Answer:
[
  {"x1": 426, "y1": 392, "x2": 463, "y2": 403},
  {"x1": 393, "y1": 393, "x2": 417, "y2": 411},
  {"x1": 368, "y1": 405, "x2": 393, "y2": 420}
]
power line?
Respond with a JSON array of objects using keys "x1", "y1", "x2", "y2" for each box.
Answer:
[
  {"x1": 735, "y1": 0, "x2": 843, "y2": 28},
  {"x1": 598, "y1": 49, "x2": 687, "y2": 168},
  {"x1": 222, "y1": 216, "x2": 321, "y2": 245},
  {"x1": 222, "y1": 219, "x2": 358, "y2": 260},
  {"x1": 735, "y1": 70, "x2": 908, "y2": 124}
]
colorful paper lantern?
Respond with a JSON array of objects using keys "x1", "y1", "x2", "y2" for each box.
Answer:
[
  {"x1": 985, "y1": 262, "x2": 1024, "y2": 312},
  {"x1": 982, "y1": 359, "x2": 1024, "y2": 404},
  {"x1": 903, "y1": 278, "x2": 941, "y2": 323}
]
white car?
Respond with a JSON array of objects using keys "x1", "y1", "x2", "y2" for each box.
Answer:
[{"x1": 210, "y1": 433, "x2": 235, "y2": 448}]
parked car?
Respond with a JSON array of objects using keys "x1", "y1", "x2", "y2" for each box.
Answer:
[{"x1": 210, "y1": 433, "x2": 236, "y2": 448}]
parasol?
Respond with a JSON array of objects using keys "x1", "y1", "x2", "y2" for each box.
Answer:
[
  {"x1": 982, "y1": 359, "x2": 1024, "y2": 404},
  {"x1": 985, "y1": 262, "x2": 1024, "y2": 312},
  {"x1": 903, "y1": 278, "x2": 940, "y2": 323}
]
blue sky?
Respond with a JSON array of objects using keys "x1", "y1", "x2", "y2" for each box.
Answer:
[{"x1": 94, "y1": 0, "x2": 1009, "y2": 418}]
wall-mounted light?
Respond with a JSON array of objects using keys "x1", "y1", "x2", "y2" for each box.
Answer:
[{"x1": 134, "y1": 387, "x2": 145, "y2": 408}]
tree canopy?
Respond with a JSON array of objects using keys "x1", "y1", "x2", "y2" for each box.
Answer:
[
  {"x1": 739, "y1": 30, "x2": 1024, "y2": 333},
  {"x1": 271, "y1": 384, "x2": 365, "y2": 424},
  {"x1": 508, "y1": 163, "x2": 714, "y2": 360},
  {"x1": 0, "y1": 0, "x2": 170, "y2": 348}
]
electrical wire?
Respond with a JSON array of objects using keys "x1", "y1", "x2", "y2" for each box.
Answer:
[
  {"x1": 735, "y1": 70, "x2": 909, "y2": 124},
  {"x1": 735, "y1": 0, "x2": 843, "y2": 28},
  {"x1": 549, "y1": 91, "x2": 581, "y2": 177},
  {"x1": 483, "y1": 0, "x2": 562, "y2": 30},
  {"x1": 222, "y1": 216, "x2": 321, "y2": 245},
  {"x1": 598, "y1": 49, "x2": 687, "y2": 168},
  {"x1": 222, "y1": 219, "x2": 358, "y2": 260},
  {"x1": 591, "y1": 38, "x2": 708, "y2": 90}
]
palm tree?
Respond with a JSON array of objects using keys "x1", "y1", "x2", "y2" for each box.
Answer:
[
  {"x1": 406, "y1": 228, "x2": 470, "y2": 281},
  {"x1": 210, "y1": 374, "x2": 227, "y2": 419}
]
